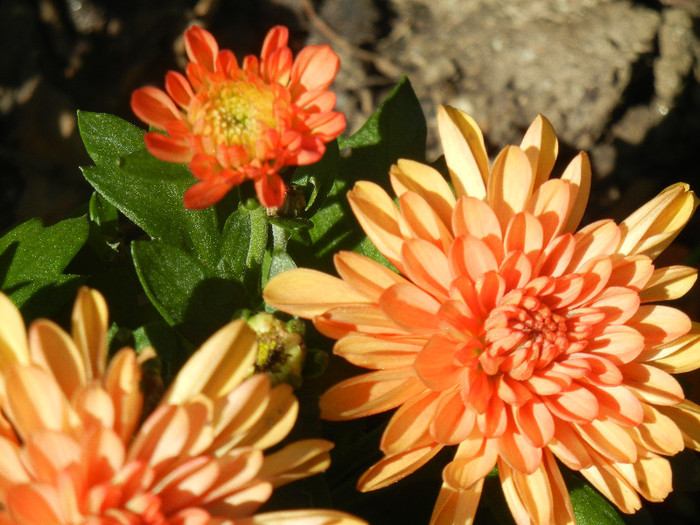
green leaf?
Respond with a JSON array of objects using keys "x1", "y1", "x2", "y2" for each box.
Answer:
[
  {"x1": 78, "y1": 112, "x2": 220, "y2": 267},
  {"x1": 131, "y1": 240, "x2": 245, "y2": 344},
  {"x1": 290, "y1": 139, "x2": 340, "y2": 216},
  {"x1": 218, "y1": 203, "x2": 268, "y2": 300},
  {"x1": 289, "y1": 77, "x2": 426, "y2": 271},
  {"x1": 0, "y1": 216, "x2": 89, "y2": 320}
]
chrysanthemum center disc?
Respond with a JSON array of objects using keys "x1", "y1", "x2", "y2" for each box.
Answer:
[
  {"x1": 481, "y1": 291, "x2": 569, "y2": 380},
  {"x1": 196, "y1": 80, "x2": 278, "y2": 150}
]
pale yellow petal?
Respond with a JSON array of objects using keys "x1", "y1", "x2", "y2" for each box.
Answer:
[
  {"x1": 390, "y1": 158, "x2": 456, "y2": 227},
  {"x1": 429, "y1": 480, "x2": 483, "y2": 525},
  {"x1": 28, "y1": 320, "x2": 86, "y2": 400},
  {"x1": 639, "y1": 265, "x2": 697, "y2": 303},
  {"x1": 71, "y1": 286, "x2": 108, "y2": 379},
  {"x1": 240, "y1": 509, "x2": 368, "y2": 525},
  {"x1": 348, "y1": 181, "x2": 411, "y2": 269},
  {"x1": 437, "y1": 105, "x2": 488, "y2": 199},
  {"x1": 236, "y1": 383, "x2": 298, "y2": 450},
  {"x1": 579, "y1": 456, "x2": 641, "y2": 514},
  {"x1": 163, "y1": 319, "x2": 257, "y2": 403},
  {"x1": 559, "y1": 152, "x2": 592, "y2": 233},
  {"x1": 0, "y1": 292, "x2": 29, "y2": 372},
  {"x1": 103, "y1": 348, "x2": 143, "y2": 443},
  {"x1": 520, "y1": 114, "x2": 559, "y2": 190},
  {"x1": 487, "y1": 146, "x2": 534, "y2": 231},
  {"x1": 640, "y1": 322, "x2": 700, "y2": 373},
  {"x1": 611, "y1": 453, "x2": 672, "y2": 502},
  {"x1": 657, "y1": 399, "x2": 700, "y2": 450},
  {"x1": 258, "y1": 438, "x2": 333, "y2": 487},
  {"x1": 618, "y1": 183, "x2": 699, "y2": 259},
  {"x1": 357, "y1": 444, "x2": 443, "y2": 491},
  {"x1": 264, "y1": 268, "x2": 371, "y2": 319}
]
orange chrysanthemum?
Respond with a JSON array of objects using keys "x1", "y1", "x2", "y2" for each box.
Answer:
[
  {"x1": 0, "y1": 288, "x2": 365, "y2": 525},
  {"x1": 264, "y1": 105, "x2": 700, "y2": 524},
  {"x1": 131, "y1": 25, "x2": 346, "y2": 209}
]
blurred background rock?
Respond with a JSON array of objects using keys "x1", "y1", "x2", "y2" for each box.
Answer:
[{"x1": 2, "y1": 0, "x2": 699, "y2": 250}]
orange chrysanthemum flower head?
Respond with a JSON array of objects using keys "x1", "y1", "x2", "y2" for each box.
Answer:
[
  {"x1": 131, "y1": 25, "x2": 346, "y2": 209},
  {"x1": 0, "y1": 288, "x2": 365, "y2": 525},
  {"x1": 264, "y1": 105, "x2": 700, "y2": 524}
]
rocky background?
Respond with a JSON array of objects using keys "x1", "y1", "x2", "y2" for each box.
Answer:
[{"x1": 2, "y1": 0, "x2": 699, "y2": 230}]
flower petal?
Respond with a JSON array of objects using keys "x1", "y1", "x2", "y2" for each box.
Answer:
[
  {"x1": 559, "y1": 151, "x2": 591, "y2": 233},
  {"x1": 390, "y1": 159, "x2": 456, "y2": 227},
  {"x1": 357, "y1": 444, "x2": 443, "y2": 492},
  {"x1": 639, "y1": 265, "x2": 698, "y2": 303},
  {"x1": 437, "y1": 105, "x2": 489, "y2": 199},
  {"x1": 520, "y1": 114, "x2": 559, "y2": 190},
  {"x1": 487, "y1": 146, "x2": 534, "y2": 231},
  {"x1": 264, "y1": 268, "x2": 370, "y2": 319}
]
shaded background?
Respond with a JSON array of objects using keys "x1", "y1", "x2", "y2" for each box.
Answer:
[{"x1": 2, "y1": 0, "x2": 700, "y2": 522}]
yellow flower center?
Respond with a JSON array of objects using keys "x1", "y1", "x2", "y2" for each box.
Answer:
[{"x1": 196, "y1": 80, "x2": 278, "y2": 152}]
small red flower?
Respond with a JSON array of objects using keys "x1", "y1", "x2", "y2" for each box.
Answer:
[{"x1": 131, "y1": 25, "x2": 346, "y2": 209}]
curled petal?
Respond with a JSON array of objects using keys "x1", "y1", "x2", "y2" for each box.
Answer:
[
  {"x1": 520, "y1": 114, "x2": 559, "y2": 190},
  {"x1": 358, "y1": 444, "x2": 443, "y2": 492},
  {"x1": 290, "y1": 45, "x2": 340, "y2": 96},
  {"x1": 639, "y1": 265, "x2": 698, "y2": 303},
  {"x1": 131, "y1": 87, "x2": 181, "y2": 130},
  {"x1": 184, "y1": 25, "x2": 219, "y2": 72}
]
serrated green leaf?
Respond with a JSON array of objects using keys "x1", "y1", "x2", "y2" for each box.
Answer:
[
  {"x1": 78, "y1": 112, "x2": 220, "y2": 267},
  {"x1": 0, "y1": 216, "x2": 89, "y2": 320},
  {"x1": 132, "y1": 240, "x2": 245, "y2": 344}
]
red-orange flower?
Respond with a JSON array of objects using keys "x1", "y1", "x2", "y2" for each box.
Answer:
[
  {"x1": 0, "y1": 288, "x2": 365, "y2": 525},
  {"x1": 131, "y1": 25, "x2": 345, "y2": 209},
  {"x1": 264, "y1": 106, "x2": 700, "y2": 524}
]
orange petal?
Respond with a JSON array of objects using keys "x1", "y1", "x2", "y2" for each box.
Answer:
[
  {"x1": 319, "y1": 368, "x2": 424, "y2": 420},
  {"x1": 628, "y1": 305, "x2": 691, "y2": 347},
  {"x1": 626, "y1": 403, "x2": 684, "y2": 456},
  {"x1": 585, "y1": 383, "x2": 643, "y2": 426},
  {"x1": 237, "y1": 383, "x2": 298, "y2": 450},
  {"x1": 379, "y1": 283, "x2": 442, "y2": 332},
  {"x1": 430, "y1": 390, "x2": 477, "y2": 445},
  {"x1": 487, "y1": 146, "x2": 534, "y2": 231},
  {"x1": 611, "y1": 452, "x2": 672, "y2": 502},
  {"x1": 566, "y1": 219, "x2": 620, "y2": 273},
  {"x1": 526, "y1": 179, "x2": 571, "y2": 245},
  {"x1": 381, "y1": 391, "x2": 440, "y2": 454},
  {"x1": 436, "y1": 105, "x2": 488, "y2": 199},
  {"x1": 443, "y1": 437, "x2": 498, "y2": 490},
  {"x1": 243, "y1": 509, "x2": 368, "y2": 525},
  {"x1": 70, "y1": 287, "x2": 108, "y2": 379},
  {"x1": 559, "y1": 152, "x2": 591, "y2": 234},
  {"x1": 145, "y1": 131, "x2": 193, "y2": 163},
  {"x1": 254, "y1": 172, "x2": 287, "y2": 208},
  {"x1": 499, "y1": 252, "x2": 533, "y2": 291},
  {"x1": 103, "y1": 348, "x2": 143, "y2": 443},
  {"x1": 620, "y1": 362, "x2": 684, "y2": 406},
  {"x1": 520, "y1": 114, "x2": 559, "y2": 190},
  {"x1": 333, "y1": 251, "x2": 407, "y2": 302},
  {"x1": 619, "y1": 183, "x2": 698, "y2": 259},
  {"x1": 498, "y1": 420, "x2": 543, "y2": 474},
  {"x1": 514, "y1": 400, "x2": 554, "y2": 448},
  {"x1": 6, "y1": 484, "x2": 62, "y2": 523},
  {"x1": 449, "y1": 235, "x2": 499, "y2": 283},
  {"x1": 579, "y1": 459, "x2": 641, "y2": 514},
  {"x1": 641, "y1": 322, "x2": 700, "y2": 373},
  {"x1": 548, "y1": 419, "x2": 594, "y2": 470},
  {"x1": 607, "y1": 255, "x2": 654, "y2": 291},
  {"x1": 348, "y1": 181, "x2": 410, "y2": 269},
  {"x1": 639, "y1": 265, "x2": 698, "y2": 303},
  {"x1": 544, "y1": 383, "x2": 599, "y2": 423},
  {"x1": 315, "y1": 305, "x2": 400, "y2": 340},
  {"x1": 334, "y1": 335, "x2": 420, "y2": 370},
  {"x1": 574, "y1": 418, "x2": 638, "y2": 463},
  {"x1": 429, "y1": 480, "x2": 483, "y2": 525},
  {"x1": 165, "y1": 71, "x2": 194, "y2": 109},
  {"x1": 534, "y1": 233, "x2": 575, "y2": 278},
  {"x1": 164, "y1": 320, "x2": 257, "y2": 403},
  {"x1": 504, "y1": 212, "x2": 544, "y2": 268},
  {"x1": 184, "y1": 25, "x2": 219, "y2": 71},
  {"x1": 452, "y1": 196, "x2": 504, "y2": 262},
  {"x1": 290, "y1": 45, "x2": 340, "y2": 95},
  {"x1": 401, "y1": 239, "x2": 452, "y2": 301},
  {"x1": 357, "y1": 444, "x2": 443, "y2": 492},
  {"x1": 588, "y1": 325, "x2": 645, "y2": 365},
  {"x1": 28, "y1": 320, "x2": 86, "y2": 400},
  {"x1": 414, "y1": 336, "x2": 464, "y2": 391},
  {"x1": 263, "y1": 268, "x2": 370, "y2": 319},
  {"x1": 184, "y1": 179, "x2": 234, "y2": 209},
  {"x1": 390, "y1": 159, "x2": 456, "y2": 228},
  {"x1": 131, "y1": 87, "x2": 181, "y2": 130},
  {"x1": 657, "y1": 399, "x2": 700, "y2": 450},
  {"x1": 399, "y1": 191, "x2": 453, "y2": 252}
]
